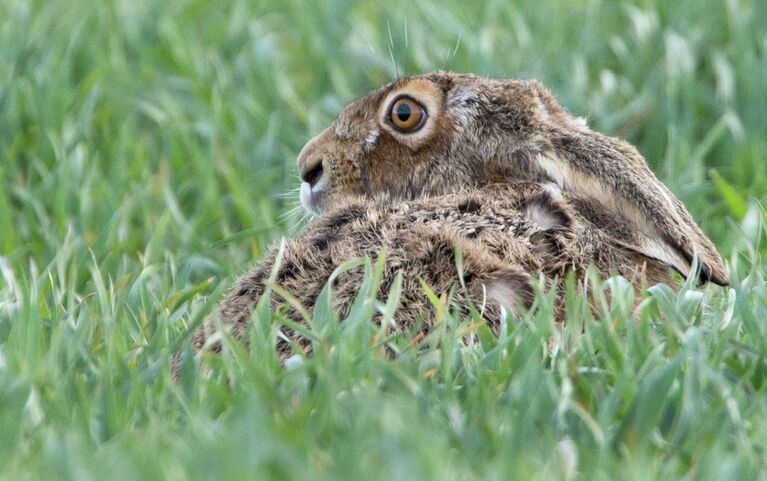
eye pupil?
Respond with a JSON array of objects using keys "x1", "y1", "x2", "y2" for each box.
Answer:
[{"x1": 396, "y1": 104, "x2": 411, "y2": 121}]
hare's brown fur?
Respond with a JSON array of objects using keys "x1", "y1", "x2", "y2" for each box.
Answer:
[
  {"x1": 298, "y1": 72, "x2": 727, "y2": 285},
  {"x1": 190, "y1": 72, "x2": 727, "y2": 363},
  {"x1": 202, "y1": 183, "x2": 674, "y2": 359}
]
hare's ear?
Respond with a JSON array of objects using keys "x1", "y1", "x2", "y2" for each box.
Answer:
[
  {"x1": 519, "y1": 83, "x2": 729, "y2": 286},
  {"x1": 526, "y1": 147, "x2": 728, "y2": 286}
]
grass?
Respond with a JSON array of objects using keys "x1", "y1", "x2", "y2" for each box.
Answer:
[{"x1": 1, "y1": 0, "x2": 766, "y2": 479}]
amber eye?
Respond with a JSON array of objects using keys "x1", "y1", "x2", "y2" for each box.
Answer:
[{"x1": 387, "y1": 96, "x2": 427, "y2": 133}]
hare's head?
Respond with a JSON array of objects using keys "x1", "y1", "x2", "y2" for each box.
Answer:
[
  {"x1": 297, "y1": 72, "x2": 728, "y2": 286},
  {"x1": 298, "y1": 72, "x2": 546, "y2": 214}
]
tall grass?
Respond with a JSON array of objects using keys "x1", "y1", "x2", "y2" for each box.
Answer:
[{"x1": 1, "y1": 0, "x2": 766, "y2": 479}]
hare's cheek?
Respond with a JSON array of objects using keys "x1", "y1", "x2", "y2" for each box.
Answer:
[{"x1": 328, "y1": 156, "x2": 364, "y2": 193}]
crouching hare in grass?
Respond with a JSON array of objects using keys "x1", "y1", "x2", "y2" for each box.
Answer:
[{"x1": 191, "y1": 72, "x2": 728, "y2": 362}]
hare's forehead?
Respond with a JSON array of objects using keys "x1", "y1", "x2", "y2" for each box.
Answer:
[
  {"x1": 333, "y1": 110, "x2": 372, "y2": 140},
  {"x1": 332, "y1": 93, "x2": 386, "y2": 139}
]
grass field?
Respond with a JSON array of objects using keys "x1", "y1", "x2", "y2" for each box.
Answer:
[{"x1": 1, "y1": 0, "x2": 766, "y2": 479}]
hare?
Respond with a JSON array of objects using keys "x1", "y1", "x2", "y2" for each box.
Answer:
[
  {"x1": 296, "y1": 72, "x2": 727, "y2": 285},
  {"x1": 190, "y1": 72, "x2": 728, "y2": 361}
]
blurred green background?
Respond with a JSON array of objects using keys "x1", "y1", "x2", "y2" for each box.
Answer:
[{"x1": 1, "y1": 0, "x2": 766, "y2": 479}]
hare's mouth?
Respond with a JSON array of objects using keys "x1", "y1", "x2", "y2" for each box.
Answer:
[
  {"x1": 299, "y1": 175, "x2": 328, "y2": 214},
  {"x1": 298, "y1": 154, "x2": 327, "y2": 214}
]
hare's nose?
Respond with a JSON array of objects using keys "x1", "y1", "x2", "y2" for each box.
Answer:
[
  {"x1": 300, "y1": 158, "x2": 324, "y2": 188},
  {"x1": 297, "y1": 136, "x2": 326, "y2": 188}
]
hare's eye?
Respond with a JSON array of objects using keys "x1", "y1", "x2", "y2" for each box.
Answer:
[{"x1": 387, "y1": 96, "x2": 427, "y2": 133}]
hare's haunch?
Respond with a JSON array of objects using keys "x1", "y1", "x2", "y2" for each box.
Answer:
[
  {"x1": 200, "y1": 182, "x2": 677, "y2": 358},
  {"x1": 204, "y1": 184, "x2": 567, "y2": 357}
]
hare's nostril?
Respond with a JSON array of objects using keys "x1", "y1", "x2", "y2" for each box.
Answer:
[{"x1": 301, "y1": 161, "x2": 324, "y2": 188}]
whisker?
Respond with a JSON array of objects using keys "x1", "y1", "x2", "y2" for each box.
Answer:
[
  {"x1": 387, "y1": 20, "x2": 400, "y2": 80},
  {"x1": 286, "y1": 210, "x2": 313, "y2": 235},
  {"x1": 278, "y1": 204, "x2": 301, "y2": 221},
  {"x1": 277, "y1": 196, "x2": 315, "y2": 235},
  {"x1": 276, "y1": 189, "x2": 300, "y2": 199}
]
